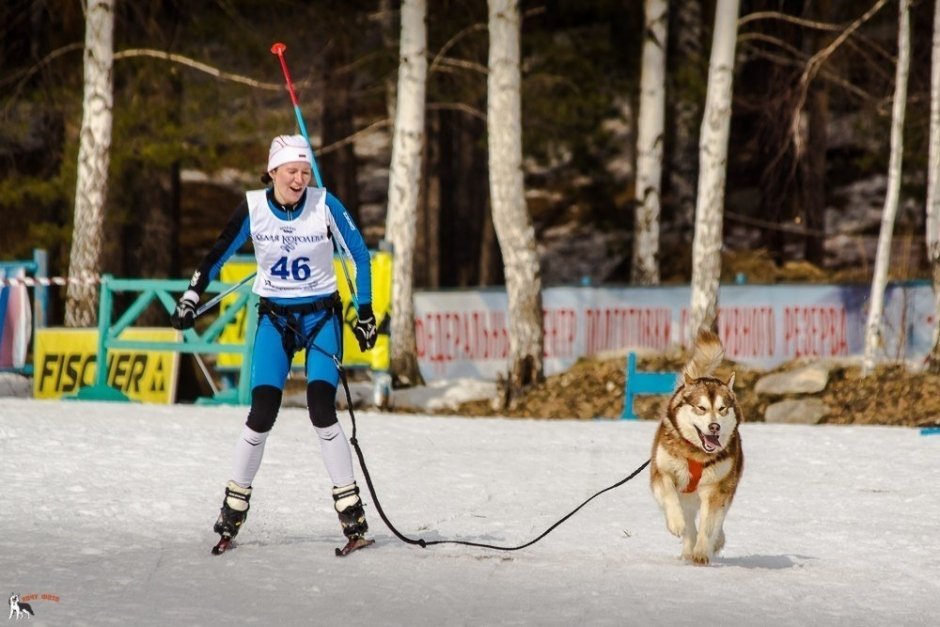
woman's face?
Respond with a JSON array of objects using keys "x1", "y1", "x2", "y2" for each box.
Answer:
[{"x1": 270, "y1": 161, "x2": 312, "y2": 206}]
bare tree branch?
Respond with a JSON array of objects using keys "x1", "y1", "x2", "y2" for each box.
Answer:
[
  {"x1": 796, "y1": 0, "x2": 891, "y2": 106},
  {"x1": 738, "y1": 41, "x2": 875, "y2": 104},
  {"x1": 427, "y1": 101, "x2": 487, "y2": 122},
  {"x1": 113, "y1": 49, "x2": 288, "y2": 90},
  {"x1": 318, "y1": 117, "x2": 392, "y2": 154},
  {"x1": 740, "y1": 10, "x2": 850, "y2": 32},
  {"x1": 432, "y1": 56, "x2": 489, "y2": 77},
  {"x1": 428, "y1": 23, "x2": 487, "y2": 76},
  {"x1": 1, "y1": 42, "x2": 84, "y2": 117},
  {"x1": 753, "y1": 0, "x2": 890, "y2": 176}
]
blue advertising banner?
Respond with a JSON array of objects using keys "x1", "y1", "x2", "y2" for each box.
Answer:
[{"x1": 413, "y1": 282, "x2": 933, "y2": 382}]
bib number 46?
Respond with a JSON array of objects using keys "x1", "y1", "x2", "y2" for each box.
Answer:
[{"x1": 271, "y1": 256, "x2": 311, "y2": 281}]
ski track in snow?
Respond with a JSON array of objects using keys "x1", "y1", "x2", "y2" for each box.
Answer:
[{"x1": 1, "y1": 398, "x2": 938, "y2": 626}]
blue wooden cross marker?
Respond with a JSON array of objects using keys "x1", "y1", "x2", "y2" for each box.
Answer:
[{"x1": 621, "y1": 352, "x2": 679, "y2": 420}]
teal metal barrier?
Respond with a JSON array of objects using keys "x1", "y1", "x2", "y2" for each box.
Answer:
[{"x1": 72, "y1": 274, "x2": 258, "y2": 405}]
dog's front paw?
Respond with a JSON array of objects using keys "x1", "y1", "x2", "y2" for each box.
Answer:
[
  {"x1": 665, "y1": 512, "x2": 685, "y2": 538},
  {"x1": 686, "y1": 538, "x2": 714, "y2": 565},
  {"x1": 684, "y1": 550, "x2": 711, "y2": 566}
]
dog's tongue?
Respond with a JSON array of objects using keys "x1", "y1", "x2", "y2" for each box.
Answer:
[{"x1": 704, "y1": 434, "x2": 721, "y2": 448}]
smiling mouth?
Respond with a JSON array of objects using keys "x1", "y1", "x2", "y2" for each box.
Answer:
[{"x1": 695, "y1": 426, "x2": 722, "y2": 452}]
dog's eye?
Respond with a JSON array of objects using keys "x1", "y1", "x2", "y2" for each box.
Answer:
[
  {"x1": 717, "y1": 406, "x2": 728, "y2": 415},
  {"x1": 696, "y1": 405, "x2": 708, "y2": 414}
]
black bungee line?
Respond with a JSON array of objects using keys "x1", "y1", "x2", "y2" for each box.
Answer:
[
  {"x1": 261, "y1": 298, "x2": 651, "y2": 551},
  {"x1": 335, "y1": 366, "x2": 652, "y2": 552}
]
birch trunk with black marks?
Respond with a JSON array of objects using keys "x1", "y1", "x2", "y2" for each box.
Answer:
[
  {"x1": 688, "y1": 0, "x2": 739, "y2": 341},
  {"x1": 385, "y1": 0, "x2": 428, "y2": 386},
  {"x1": 66, "y1": 0, "x2": 114, "y2": 328},
  {"x1": 925, "y1": 0, "x2": 940, "y2": 373},
  {"x1": 862, "y1": 0, "x2": 911, "y2": 376},
  {"x1": 632, "y1": 0, "x2": 668, "y2": 286},
  {"x1": 488, "y1": 0, "x2": 544, "y2": 400}
]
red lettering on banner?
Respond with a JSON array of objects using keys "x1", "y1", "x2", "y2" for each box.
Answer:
[
  {"x1": 415, "y1": 311, "x2": 510, "y2": 376},
  {"x1": 679, "y1": 309, "x2": 690, "y2": 343},
  {"x1": 542, "y1": 308, "x2": 577, "y2": 358},
  {"x1": 584, "y1": 307, "x2": 671, "y2": 355},
  {"x1": 717, "y1": 307, "x2": 775, "y2": 359},
  {"x1": 783, "y1": 306, "x2": 848, "y2": 357}
]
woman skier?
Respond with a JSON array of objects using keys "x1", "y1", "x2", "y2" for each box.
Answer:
[{"x1": 171, "y1": 134, "x2": 377, "y2": 554}]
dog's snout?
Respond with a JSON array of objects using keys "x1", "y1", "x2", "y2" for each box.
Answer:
[{"x1": 709, "y1": 422, "x2": 721, "y2": 434}]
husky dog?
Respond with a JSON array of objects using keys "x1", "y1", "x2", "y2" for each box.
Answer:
[{"x1": 650, "y1": 329, "x2": 743, "y2": 565}]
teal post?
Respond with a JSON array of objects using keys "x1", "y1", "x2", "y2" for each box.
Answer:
[
  {"x1": 32, "y1": 248, "x2": 48, "y2": 329},
  {"x1": 74, "y1": 274, "x2": 130, "y2": 401}
]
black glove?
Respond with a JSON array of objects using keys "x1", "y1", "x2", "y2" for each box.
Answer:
[
  {"x1": 353, "y1": 304, "x2": 377, "y2": 351},
  {"x1": 171, "y1": 294, "x2": 198, "y2": 330}
]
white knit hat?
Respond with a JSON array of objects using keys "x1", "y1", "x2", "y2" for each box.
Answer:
[{"x1": 267, "y1": 134, "x2": 311, "y2": 172}]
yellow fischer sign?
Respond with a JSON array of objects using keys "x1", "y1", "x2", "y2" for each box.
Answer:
[
  {"x1": 33, "y1": 327, "x2": 180, "y2": 403},
  {"x1": 217, "y1": 253, "x2": 392, "y2": 372}
]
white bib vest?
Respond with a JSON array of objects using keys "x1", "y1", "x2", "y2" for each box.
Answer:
[{"x1": 246, "y1": 188, "x2": 337, "y2": 298}]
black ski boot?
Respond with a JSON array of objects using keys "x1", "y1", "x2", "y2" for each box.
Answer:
[
  {"x1": 213, "y1": 480, "x2": 252, "y2": 539},
  {"x1": 332, "y1": 482, "x2": 374, "y2": 555},
  {"x1": 332, "y1": 482, "x2": 368, "y2": 538}
]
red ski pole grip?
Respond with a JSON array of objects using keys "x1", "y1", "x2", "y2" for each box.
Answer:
[{"x1": 270, "y1": 42, "x2": 287, "y2": 55}]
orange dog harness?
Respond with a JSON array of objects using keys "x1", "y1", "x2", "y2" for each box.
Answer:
[{"x1": 683, "y1": 458, "x2": 703, "y2": 493}]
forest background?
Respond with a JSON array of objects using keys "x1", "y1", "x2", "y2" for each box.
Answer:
[{"x1": 2, "y1": 0, "x2": 932, "y2": 316}]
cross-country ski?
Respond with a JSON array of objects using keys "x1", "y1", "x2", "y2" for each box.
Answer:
[
  {"x1": 211, "y1": 537, "x2": 234, "y2": 555},
  {"x1": 334, "y1": 536, "x2": 375, "y2": 557}
]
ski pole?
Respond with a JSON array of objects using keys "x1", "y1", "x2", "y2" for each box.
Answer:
[
  {"x1": 270, "y1": 42, "x2": 324, "y2": 188},
  {"x1": 196, "y1": 272, "x2": 255, "y2": 317},
  {"x1": 197, "y1": 43, "x2": 319, "y2": 320},
  {"x1": 270, "y1": 41, "x2": 359, "y2": 310}
]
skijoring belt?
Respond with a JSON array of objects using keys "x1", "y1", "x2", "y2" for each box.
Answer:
[
  {"x1": 258, "y1": 291, "x2": 342, "y2": 318},
  {"x1": 257, "y1": 292, "x2": 342, "y2": 358}
]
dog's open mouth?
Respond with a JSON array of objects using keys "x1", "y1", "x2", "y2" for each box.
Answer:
[{"x1": 695, "y1": 426, "x2": 722, "y2": 452}]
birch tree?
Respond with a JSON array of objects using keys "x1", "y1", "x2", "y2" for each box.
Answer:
[
  {"x1": 66, "y1": 0, "x2": 114, "y2": 327},
  {"x1": 925, "y1": 0, "x2": 940, "y2": 373},
  {"x1": 862, "y1": 0, "x2": 911, "y2": 376},
  {"x1": 385, "y1": 0, "x2": 427, "y2": 385},
  {"x1": 632, "y1": 0, "x2": 668, "y2": 286},
  {"x1": 687, "y1": 0, "x2": 739, "y2": 340},
  {"x1": 488, "y1": 0, "x2": 544, "y2": 398}
]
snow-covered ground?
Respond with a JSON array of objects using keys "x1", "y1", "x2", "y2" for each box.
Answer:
[{"x1": 1, "y1": 397, "x2": 937, "y2": 626}]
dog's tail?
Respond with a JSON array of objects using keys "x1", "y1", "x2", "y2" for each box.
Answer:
[{"x1": 682, "y1": 328, "x2": 724, "y2": 381}]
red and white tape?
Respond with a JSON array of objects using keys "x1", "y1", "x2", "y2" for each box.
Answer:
[{"x1": 0, "y1": 275, "x2": 101, "y2": 287}]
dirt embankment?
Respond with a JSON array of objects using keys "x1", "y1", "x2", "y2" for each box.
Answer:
[{"x1": 448, "y1": 353, "x2": 940, "y2": 428}]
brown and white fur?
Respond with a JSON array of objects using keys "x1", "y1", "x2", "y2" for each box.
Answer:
[{"x1": 650, "y1": 329, "x2": 743, "y2": 565}]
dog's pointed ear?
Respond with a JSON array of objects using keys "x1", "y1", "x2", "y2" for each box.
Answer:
[
  {"x1": 726, "y1": 371, "x2": 736, "y2": 389},
  {"x1": 682, "y1": 372, "x2": 695, "y2": 387}
]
